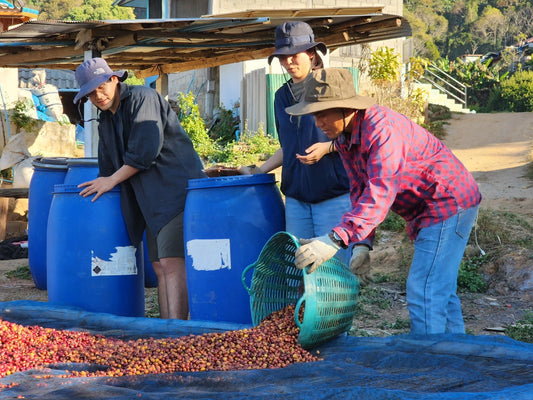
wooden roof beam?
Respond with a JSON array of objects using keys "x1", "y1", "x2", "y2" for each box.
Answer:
[{"x1": 136, "y1": 47, "x2": 273, "y2": 77}]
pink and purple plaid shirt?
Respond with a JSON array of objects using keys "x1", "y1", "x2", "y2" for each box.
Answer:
[{"x1": 333, "y1": 105, "x2": 482, "y2": 244}]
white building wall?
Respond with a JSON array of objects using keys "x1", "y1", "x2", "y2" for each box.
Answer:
[
  {"x1": 0, "y1": 68, "x2": 20, "y2": 152},
  {"x1": 219, "y1": 63, "x2": 243, "y2": 111}
]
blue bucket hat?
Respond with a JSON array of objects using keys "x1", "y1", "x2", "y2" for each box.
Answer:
[
  {"x1": 73, "y1": 58, "x2": 127, "y2": 104},
  {"x1": 268, "y1": 21, "x2": 327, "y2": 64}
]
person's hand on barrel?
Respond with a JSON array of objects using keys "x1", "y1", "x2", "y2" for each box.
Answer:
[
  {"x1": 78, "y1": 165, "x2": 139, "y2": 202},
  {"x1": 294, "y1": 235, "x2": 339, "y2": 273},
  {"x1": 78, "y1": 176, "x2": 117, "y2": 202}
]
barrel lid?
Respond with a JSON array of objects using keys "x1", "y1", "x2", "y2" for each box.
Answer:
[
  {"x1": 32, "y1": 156, "x2": 69, "y2": 170},
  {"x1": 187, "y1": 173, "x2": 277, "y2": 190},
  {"x1": 66, "y1": 157, "x2": 99, "y2": 167},
  {"x1": 53, "y1": 184, "x2": 120, "y2": 194}
]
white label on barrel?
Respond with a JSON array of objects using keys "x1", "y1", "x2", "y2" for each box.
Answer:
[
  {"x1": 186, "y1": 239, "x2": 231, "y2": 271},
  {"x1": 91, "y1": 246, "x2": 138, "y2": 276}
]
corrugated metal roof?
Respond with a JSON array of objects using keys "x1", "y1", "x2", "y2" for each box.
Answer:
[
  {"x1": 19, "y1": 68, "x2": 78, "y2": 90},
  {"x1": 0, "y1": 0, "x2": 39, "y2": 32},
  {"x1": 0, "y1": 8, "x2": 411, "y2": 78}
]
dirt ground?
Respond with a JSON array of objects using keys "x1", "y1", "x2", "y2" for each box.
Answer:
[{"x1": 0, "y1": 111, "x2": 532, "y2": 337}]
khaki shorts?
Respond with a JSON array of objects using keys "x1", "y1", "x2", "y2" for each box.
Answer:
[{"x1": 145, "y1": 212, "x2": 185, "y2": 262}]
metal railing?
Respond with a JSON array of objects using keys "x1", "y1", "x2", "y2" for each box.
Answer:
[{"x1": 415, "y1": 62, "x2": 468, "y2": 109}]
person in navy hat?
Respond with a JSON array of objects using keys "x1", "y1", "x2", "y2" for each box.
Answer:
[
  {"x1": 239, "y1": 21, "x2": 372, "y2": 274},
  {"x1": 74, "y1": 57, "x2": 206, "y2": 320}
]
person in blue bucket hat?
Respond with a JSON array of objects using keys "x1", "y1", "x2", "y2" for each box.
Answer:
[
  {"x1": 73, "y1": 57, "x2": 206, "y2": 320},
  {"x1": 238, "y1": 21, "x2": 373, "y2": 273},
  {"x1": 73, "y1": 58, "x2": 128, "y2": 105}
]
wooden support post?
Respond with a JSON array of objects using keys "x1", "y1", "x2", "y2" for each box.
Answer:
[
  {"x1": 0, "y1": 197, "x2": 9, "y2": 241},
  {"x1": 0, "y1": 188, "x2": 29, "y2": 240}
]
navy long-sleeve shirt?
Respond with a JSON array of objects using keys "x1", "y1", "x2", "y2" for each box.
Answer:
[
  {"x1": 274, "y1": 82, "x2": 349, "y2": 204},
  {"x1": 96, "y1": 83, "x2": 206, "y2": 245}
]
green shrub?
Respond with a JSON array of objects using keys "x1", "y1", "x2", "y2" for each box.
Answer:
[
  {"x1": 505, "y1": 311, "x2": 533, "y2": 343},
  {"x1": 214, "y1": 123, "x2": 279, "y2": 167},
  {"x1": 176, "y1": 94, "x2": 279, "y2": 167},
  {"x1": 473, "y1": 208, "x2": 533, "y2": 250},
  {"x1": 484, "y1": 86, "x2": 504, "y2": 112},
  {"x1": 6, "y1": 265, "x2": 32, "y2": 280},
  {"x1": 379, "y1": 318, "x2": 410, "y2": 330},
  {"x1": 124, "y1": 71, "x2": 144, "y2": 86},
  {"x1": 208, "y1": 105, "x2": 238, "y2": 145},
  {"x1": 10, "y1": 98, "x2": 36, "y2": 131},
  {"x1": 177, "y1": 92, "x2": 218, "y2": 161},
  {"x1": 380, "y1": 211, "x2": 406, "y2": 232},
  {"x1": 457, "y1": 255, "x2": 488, "y2": 293},
  {"x1": 435, "y1": 57, "x2": 508, "y2": 111},
  {"x1": 499, "y1": 70, "x2": 533, "y2": 112}
]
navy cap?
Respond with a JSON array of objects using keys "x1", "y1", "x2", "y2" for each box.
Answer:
[
  {"x1": 73, "y1": 58, "x2": 127, "y2": 104},
  {"x1": 268, "y1": 21, "x2": 327, "y2": 64}
]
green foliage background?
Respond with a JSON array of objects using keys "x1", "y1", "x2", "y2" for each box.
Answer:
[
  {"x1": 176, "y1": 92, "x2": 279, "y2": 167},
  {"x1": 405, "y1": 0, "x2": 533, "y2": 61},
  {"x1": 26, "y1": 0, "x2": 135, "y2": 20}
]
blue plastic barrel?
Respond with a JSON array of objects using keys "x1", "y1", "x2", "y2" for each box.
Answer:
[
  {"x1": 46, "y1": 184, "x2": 145, "y2": 317},
  {"x1": 184, "y1": 174, "x2": 285, "y2": 324},
  {"x1": 64, "y1": 157, "x2": 99, "y2": 185},
  {"x1": 28, "y1": 157, "x2": 69, "y2": 290}
]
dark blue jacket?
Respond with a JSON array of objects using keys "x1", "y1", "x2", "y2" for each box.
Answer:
[
  {"x1": 275, "y1": 82, "x2": 349, "y2": 203},
  {"x1": 97, "y1": 83, "x2": 206, "y2": 245}
]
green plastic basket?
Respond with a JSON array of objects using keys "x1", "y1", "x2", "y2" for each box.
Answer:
[{"x1": 242, "y1": 231, "x2": 359, "y2": 349}]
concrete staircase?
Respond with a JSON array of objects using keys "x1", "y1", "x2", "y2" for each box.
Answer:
[{"x1": 413, "y1": 82, "x2": 472, "y2": 114}]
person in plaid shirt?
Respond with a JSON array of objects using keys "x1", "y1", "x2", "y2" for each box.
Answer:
[{"x1": 286, "y1": 68, "x2": 482, "y2": 334}]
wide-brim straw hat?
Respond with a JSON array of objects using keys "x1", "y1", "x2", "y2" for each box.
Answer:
[{"x1": 285, "y1": 68, "x2": 375, "y2": 115}]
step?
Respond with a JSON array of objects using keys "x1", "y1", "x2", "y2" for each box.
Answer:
[{"x1": 412, "y1": 83, "x2": 472, "y2": 113}]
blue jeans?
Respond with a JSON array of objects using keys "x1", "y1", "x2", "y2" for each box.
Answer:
[
  {"x1": 407, "y1": 205, "x2": 479, "y2": 334},
  {"x1": 285, "y1": 194, "x2": 352, "y2": 265}
]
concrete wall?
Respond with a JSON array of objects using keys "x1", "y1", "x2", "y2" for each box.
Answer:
[
  {"x1": 0, "y1": 69, "x2": 19, "y2": 149},
  {"x1": 167, "y1": 68, "x2": 217, "y2": 120}
]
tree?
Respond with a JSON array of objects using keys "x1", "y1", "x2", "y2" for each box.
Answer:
[
  {"x1": 403, "y1": 9, "x2": 441, "y2": 60},
  {"x1": 405, "y1": 0, "x2": 533, "y2": 60},
  {"x1": 26, "y1": 0, "x2": 134, "y2": 21},
  {"x1": 26, "y1": 0, "x2": 83, "y2": 20},
  {"x1": 368, "y1": 47, "x2": 402, "y2": 107},
  {"x1": 473, "y1": 6, "x2": 508, "y2": 48},
  {"x1": 509, "y1": 7, "x2": 533, "y2": 43},
  {"x1": 66, "y1": 0, "x2": 135, "y2": 21}
]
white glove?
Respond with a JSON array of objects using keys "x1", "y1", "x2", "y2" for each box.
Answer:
[
  {"x1": 350, "y1": 244, "x2": 371, "y2": 284},
  {"x1": 294, "y1": 235, "x2": 339, "y2": 273}
]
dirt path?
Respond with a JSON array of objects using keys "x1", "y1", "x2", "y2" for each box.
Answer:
[{"x1": 442, "y1": 112, "x2": 533, "y2": 221}]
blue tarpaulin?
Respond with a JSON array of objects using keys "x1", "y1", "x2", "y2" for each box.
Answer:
[{"x1": 1, "y1": 300, "x2": 532, "y2": 399}]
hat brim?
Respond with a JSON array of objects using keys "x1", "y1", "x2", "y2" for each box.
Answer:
[
  {"x1": 73, "y1": 70, "x2": 128, "y2": 104},
  {"x1": 285, "y1": 95, "x2": 375, "y2": 116},
  {"x1": 268, "y1": 42, "x2": 327, "y2": 64}
]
